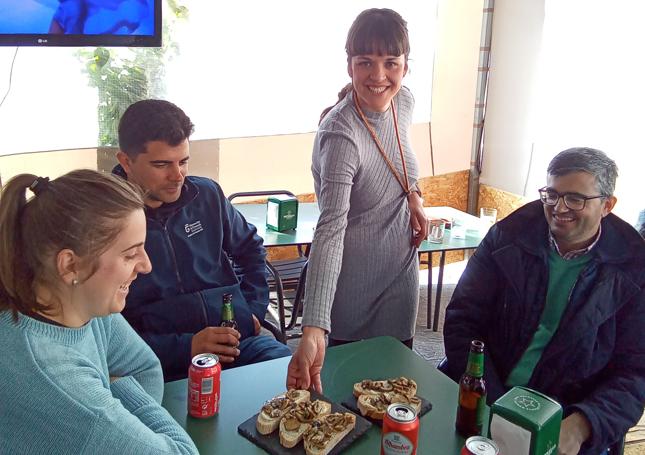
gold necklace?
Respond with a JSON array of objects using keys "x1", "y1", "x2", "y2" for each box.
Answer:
[{"x1": 353, "y1": 90, "x2": 411, "y2": 195}]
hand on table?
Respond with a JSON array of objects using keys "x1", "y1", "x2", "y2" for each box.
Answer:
[
  {"x1": 287, "y1": 326, "x2": 326, "y2": 393},
  {"x1": 191, "y1": 326, "x2": 241, "y2": 363},
  {"x1": 408, "y1": 191, "x2": 428, "y2": 248},
  {"x1": 558, "y1": 412, "x2": 591, "y2": 455},
  {"x1": 252, "y1": 314, "x2": 261, "y2": 336}
]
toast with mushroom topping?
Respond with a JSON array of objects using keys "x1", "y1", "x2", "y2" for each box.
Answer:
[
  {"x1": 279, "y1": 399, "x2": 332, "y2": 448},
  {"x1": 352, "y1": 376, "x2": 417, "y2": 399},
  {"x1": 356, "y1": 391, "x2": 422, "y2": 420},
  {"x1": 256, "y1": 389, "x2": 310, "y2": 435},
  {"x1": 303, "y1": 412, "x2": 356, "y2": 455}
]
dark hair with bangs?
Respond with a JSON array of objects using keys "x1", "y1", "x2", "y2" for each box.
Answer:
[
  {"x1": 320, "y1": 8, "x2": 410, "y2": 124},
  {"x1": 345, "y1": 8, "x2": 410, "y2": 61}
]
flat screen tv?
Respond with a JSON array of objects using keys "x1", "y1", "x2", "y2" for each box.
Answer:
[{"x1": 0, "y1": 0, "x2": 161, "y2": 47}]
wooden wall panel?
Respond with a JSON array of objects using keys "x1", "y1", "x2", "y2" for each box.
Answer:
[{"x1": 477, "y1": 184, "x2": 529, "y2": 221}]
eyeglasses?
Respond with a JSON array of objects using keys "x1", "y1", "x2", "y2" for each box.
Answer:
[{"x1": 538, "y1": 187, "x2": 605, "y2": 211}]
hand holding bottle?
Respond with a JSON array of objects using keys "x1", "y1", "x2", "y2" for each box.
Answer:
[{"x1": 190, "y1": 326, "x2": 240, "y2": 363}]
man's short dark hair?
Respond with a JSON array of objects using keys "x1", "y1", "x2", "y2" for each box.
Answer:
[
  {"x1": 547, "y1": 147, "x2": 618, "y2": 196},
  {"x1": 118, "y1": 99, "x2": 195, "y2": 158}
]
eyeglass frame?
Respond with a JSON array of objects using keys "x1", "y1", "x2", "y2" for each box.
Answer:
[{"x1": 538, "y1": 187, "x2": 606, "y2": 211}]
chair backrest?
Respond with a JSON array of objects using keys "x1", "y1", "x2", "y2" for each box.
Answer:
[{"x1": 227, "y1": 190, "x2": 295, "y2": 202}]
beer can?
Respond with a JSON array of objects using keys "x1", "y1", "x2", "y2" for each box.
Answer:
[
  {"x1": 381, "y1": 403, "x2": 419, "y2": 455},
  {"x1": 461, "y1": 436, "x2": 500, "y2": 455},
  {"x1": 187, "y1": 353, "x2": 221, "y2": 418}
]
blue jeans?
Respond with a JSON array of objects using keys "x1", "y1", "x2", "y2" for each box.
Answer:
[{"x1": 223, "y1": 335, "x2": 291, "y2": 369}]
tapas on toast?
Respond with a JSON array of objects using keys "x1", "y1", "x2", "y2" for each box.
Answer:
[{"x1": 255, "y1": 389, "x2": 310, "y2": 435}]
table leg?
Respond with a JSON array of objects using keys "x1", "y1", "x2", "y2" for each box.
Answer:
[
  {"x1": 427, "y1": 252, "x2": 433, "y2": 329},
  {"x1": 432, "y1": 252, "x2": 447, "y2": 331}
]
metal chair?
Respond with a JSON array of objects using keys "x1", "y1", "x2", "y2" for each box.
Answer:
[{"x1": 228, "y1": 190, "x2": 308, "y2": 343}]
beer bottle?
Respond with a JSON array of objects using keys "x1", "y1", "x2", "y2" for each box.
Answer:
[
  {"x1": 220, "y1": 293, "x2": 238, "y2": 330},
  {"x1": 455, "y1": 339, "x2": 487, "y2": 437}
]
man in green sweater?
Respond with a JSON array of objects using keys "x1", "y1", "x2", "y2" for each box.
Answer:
[{"x1": 444, "y1": 147, "x2": 645, "y2": 455}]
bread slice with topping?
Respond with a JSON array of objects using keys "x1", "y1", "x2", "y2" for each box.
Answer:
[
  {"x1": 357, "y1": 391, "x2": 422, "y2": 420},
  {"x1": 256, "y1": 389, "x2": 310, "y2": 435},
  {"x1": 353, "y1": 376, "x2": 417, "y2": 399},
  {"x1": 303, "y1": 412, "x2": 356, "y2": 455},
  {"x1": 279, "y1": 399, "x2": 332, "y2": 448}
]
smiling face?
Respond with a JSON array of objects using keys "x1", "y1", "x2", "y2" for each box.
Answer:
[
  {"x1": 72, "y1": 209, "x2": 151, "y2": 322},
  {"x1": 117, "y1": 139, "x2": 190, "y2": 208},
  {"x1": 543, "y1": 171, "x2": 616, "y2": 253},
  {"x1": 348, "y1": 53, "x2": 408, "y2": 112}
]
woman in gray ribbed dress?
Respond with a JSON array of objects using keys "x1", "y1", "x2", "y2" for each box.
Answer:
[{"x1": 287, "y1": 8, "x2": 428, "y2": 392}]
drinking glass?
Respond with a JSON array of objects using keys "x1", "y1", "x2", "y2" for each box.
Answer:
[
  {"x1": 428, "y1": 219, "x2": 446, "y2": 243},
  {"x1": 451, "y1": 219, "x2": 466, "y2": 239},
  {"x1": 479, "y1": 207, "x2": 498, "y2": 227}
]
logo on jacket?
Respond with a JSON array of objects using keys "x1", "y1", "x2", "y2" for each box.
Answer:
[{"x1": 185, "y1": 221, "x2": 204, "y2": 238}]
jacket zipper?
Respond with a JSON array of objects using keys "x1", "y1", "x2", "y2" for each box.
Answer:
[
  {"x1": 197, "y1": 291, "x2": 209, "y2": 326},
  {"x1": 161, "y1": 221, "x2": 185, "y2": 294},
  {"x1": 161, "y1": 219, "x2": 209, "y2": 326}
]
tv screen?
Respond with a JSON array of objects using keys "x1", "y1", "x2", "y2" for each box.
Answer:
[{"x1": 0, "y1": 0, "x2": 161, "y2": 47}]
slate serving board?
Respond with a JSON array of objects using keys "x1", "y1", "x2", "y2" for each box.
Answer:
[
  {"x1": 238, "y1": 391, "x2": 372, "y2": 455},
  {"x1": 341, "y1": 394, "x2": 432, "y2": 427}
]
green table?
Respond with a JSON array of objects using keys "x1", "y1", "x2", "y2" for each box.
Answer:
[
  {"x1": 235, "y1": 202, "x2": 319, "y2": 248},
  {"x1": 236, "y1": 203, "x2": 486, "y2": 332},
  {"x1": 162, "y1": 336, "x2": 487, "y2": 454}
]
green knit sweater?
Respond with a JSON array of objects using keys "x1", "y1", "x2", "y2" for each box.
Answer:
[
  {"x1": 506, "y1": 251, "x2": 592, "y2": 386},
  {"x1": 0, "y1": 311, "x2": 197, "y2": 454}
]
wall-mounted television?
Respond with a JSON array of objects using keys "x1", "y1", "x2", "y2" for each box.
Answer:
[{"x1": 0, "y1": 0, "x2": 161, "y2": 47}]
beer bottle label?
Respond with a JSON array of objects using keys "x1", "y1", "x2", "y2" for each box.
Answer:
[
  {"x1": 222, "y1": 304, "x2": 234, "y2": 321},
  {"x1": 466, "y1": 351, "x2": 484, "y2": 378}
]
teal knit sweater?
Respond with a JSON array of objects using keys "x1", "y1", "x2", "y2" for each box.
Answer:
[{"x1": 0, "y1": 311, "x2": 198, "y2": 454}]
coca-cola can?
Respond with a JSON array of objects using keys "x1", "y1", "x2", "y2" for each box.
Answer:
[
  {"x1": 461, "y1": 435, "x2": 500, "y2": 455},
  {"x1": 187, "y1": 353, "x2": 221, "y2": 418},
  {"x1": 381, "y1": 403, "x2": 419, "y2": 455}
]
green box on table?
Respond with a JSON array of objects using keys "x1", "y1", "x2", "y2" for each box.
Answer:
[
  {"x1": 266, "y1": 195, "x2": 298, "y2": 231},
  {"x1": 489, "y1": 386, "x2": 562, "y2": 455}
]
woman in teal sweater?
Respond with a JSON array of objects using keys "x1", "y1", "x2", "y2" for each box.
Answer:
[{"x1": 0, "y1": 170, "x2": 198, "y2": 454}]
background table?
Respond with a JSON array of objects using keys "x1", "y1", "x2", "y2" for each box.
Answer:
[
  {"x1": 420, "y1": 207, "x2": 487, "y2": 331},
  {"x1": 235, "y1": 202, "x2": 319, "y2": 248},
  {"x1": 235, "y1": 203, "x2": 487, "y2": 331},
  {"x1": 162, "y1": 336, "x2": 488, "y2": 454}
]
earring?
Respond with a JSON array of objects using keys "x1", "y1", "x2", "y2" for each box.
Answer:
[{"x1": 72, "y1": 278, "x2": 79, "y2": 286}]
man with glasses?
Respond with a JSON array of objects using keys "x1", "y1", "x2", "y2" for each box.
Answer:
[{"x1": 443, "y1": 148, "x2": 645, "y2": 455}]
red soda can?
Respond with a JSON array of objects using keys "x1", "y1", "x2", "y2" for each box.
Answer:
[
  {"x1": 187, "y1": 353, "x2": 221, "y2": 418},
  {"x1": 381, "y1": 403, "x2": 419, "y2": 455},
  {"x1": 461, "y1": 435, "x2": 500, "y2": 455}
]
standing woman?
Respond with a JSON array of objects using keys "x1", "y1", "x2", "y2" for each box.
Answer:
[
  {"x1": 287, "y1": 8, "x2": 427, "y2": 392},
  {"x1": 0, "y1": 170, "x2": 197, "y2": 454}
]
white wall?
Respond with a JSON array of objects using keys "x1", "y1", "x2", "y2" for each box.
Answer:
[
  {"x1": 430, "y1": 0, "x2": 483, "y2": 176},
  {"x1": 480, "y1": 0, "x2": 545, "y2": 195},
  {"x1": 481, "y1": 0, "x2": 644, "y2": 224}
]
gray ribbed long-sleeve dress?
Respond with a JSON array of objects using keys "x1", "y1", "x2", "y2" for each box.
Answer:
[{"x1": 301, "y1": 87, "x2": 420, "y2": 341}]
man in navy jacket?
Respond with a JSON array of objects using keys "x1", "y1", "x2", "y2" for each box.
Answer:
[
  {"x1": 444, "y1": 148, "x2": 645, "y2": 455},
  {"x1": 114, "y1": 99, "x2": 290, "y2": 381}
]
